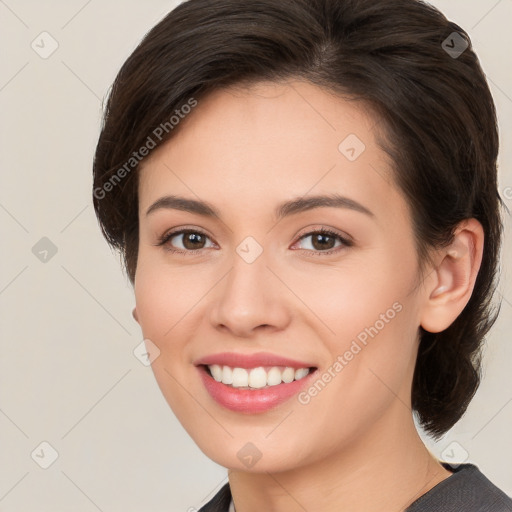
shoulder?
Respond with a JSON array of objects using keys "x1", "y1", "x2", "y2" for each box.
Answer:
[
  {"x1": 197, "y1": 465, "x2": 512, "y2": 511},
  {"x1": 198, "y1": 483, "x2": 232, "y2": 512},
  {"x1": 406, "y1": 463, "x2": 512, "y2": 512}
]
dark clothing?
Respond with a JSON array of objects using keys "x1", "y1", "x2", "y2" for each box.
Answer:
[
  {"x1": 199, "y1": 463, "x2": 512, "y2": 511},
  {"x1": 406, "y1": 463, "x2": 512, "y2": 512}
]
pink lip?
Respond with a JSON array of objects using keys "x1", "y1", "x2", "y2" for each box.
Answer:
[
  {"x1": 194, "y1": 352, "x2": 317, "y2": 414},
  {"x1": 194, "y1": 351, "x2": 314, "y2": 369}
]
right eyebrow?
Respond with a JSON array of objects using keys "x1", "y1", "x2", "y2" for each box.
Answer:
[{"x1": 146, "y1": 195, "x2": 221, "y2": 218}]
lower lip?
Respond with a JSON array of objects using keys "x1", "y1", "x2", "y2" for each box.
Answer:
[{"x1": 198, "y1": 367, "x2": 315, "y2": 413}]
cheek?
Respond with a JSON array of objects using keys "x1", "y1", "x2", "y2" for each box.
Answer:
[
  {"x1": 275, "y1": 247, "x2": 413, "y2": 343},
  {"x1": 134, "y1": 253, "x2": 210, "y2": 342},
  {"x1": 134, "y1": 260, "x2": 203, "y2": 413},
  {"x1": 290, "y1": 305, "x2": 418, "y2": 458},
  {"x1": 281, "y1": 249, "x2": 419, "y2": 416}
]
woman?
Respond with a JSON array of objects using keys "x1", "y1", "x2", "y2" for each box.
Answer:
[{"x1": 92, "y1": 0, "x2": 512, "y2": 510}]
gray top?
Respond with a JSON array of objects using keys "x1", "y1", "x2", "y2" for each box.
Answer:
[
  {"x1": 199, "y1": 463, "x2": 512, "y2": 511},
  {"x1": 406, "y1": 463, "x2": 512, "y2": 511}
]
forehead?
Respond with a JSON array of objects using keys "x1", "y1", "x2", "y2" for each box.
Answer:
[{"x1": 138, "y1": 80, "x2": 407, "y2": 226}]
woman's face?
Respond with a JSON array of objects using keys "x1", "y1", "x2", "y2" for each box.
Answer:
[{"x1": 134, "y1": 80, "x2": 429, "y2": 472}]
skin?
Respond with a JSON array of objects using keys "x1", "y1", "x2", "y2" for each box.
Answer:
[{"x1": 133, "y1": 80, "x2": 484, "y2": 511}]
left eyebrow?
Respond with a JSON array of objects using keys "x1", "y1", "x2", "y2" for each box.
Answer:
[
  {"x1": 145, "y1": 193, "x2": 374, "y2": 220},
  {"x1": 274, "y1": 193, "x2": 374, "y2": 220}
]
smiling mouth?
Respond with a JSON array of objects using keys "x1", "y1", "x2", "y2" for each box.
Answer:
[{"x1": 202, "y1": 364, "x2": 317, "y2": 389}]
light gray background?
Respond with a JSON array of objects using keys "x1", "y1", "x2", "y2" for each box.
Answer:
[{"x1": 0, "y1": 1, "x2": 511, "y2": 511}]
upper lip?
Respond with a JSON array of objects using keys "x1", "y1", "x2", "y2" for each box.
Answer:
[{"x1": 194, "y1": 352, "x2": 316, "y2": 369}]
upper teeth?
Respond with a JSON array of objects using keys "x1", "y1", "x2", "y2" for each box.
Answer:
[{"x1": 208, "y1": 365, "x2": 310, "y2": 389}]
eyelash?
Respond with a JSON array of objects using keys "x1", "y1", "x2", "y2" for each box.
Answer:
[{"x1": 155, "y1": 226, "x2": 353, "y2": 256}]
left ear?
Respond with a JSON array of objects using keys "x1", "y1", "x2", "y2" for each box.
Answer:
[{"x1": 420, "y1": 218, "x2": 484, "y2": 333}]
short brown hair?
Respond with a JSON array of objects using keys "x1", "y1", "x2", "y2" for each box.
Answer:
[{"x1": 93, "y1": 0, "x2": 504, "y2": 437}]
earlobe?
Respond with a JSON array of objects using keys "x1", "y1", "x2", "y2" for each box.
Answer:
[
  {"x1": 132, "y1": 307, "x2": 139, "y2": 323},
  {"x1": 420, "y1": 219, "x2": 484, "y2": 333}
]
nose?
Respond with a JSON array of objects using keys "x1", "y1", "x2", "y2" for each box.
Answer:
[{"x1": 209, "y1": 250, "x2": 291, "y2": 338}]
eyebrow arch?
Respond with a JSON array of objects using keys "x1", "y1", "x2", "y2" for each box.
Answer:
[{"x1": 145, "y1": 193, "x2": 374, "y2": 220}]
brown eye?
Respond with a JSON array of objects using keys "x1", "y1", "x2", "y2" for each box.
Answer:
[
  {"x1": 157, "y1": 229, "x2": 215, "y2": 253},
  {"x1": 179, "y1": 231, "x2": 208, "y2": 250},
  {"x1": 310, "y1": 232, "x2": 337, "y2": 251},
  {"x1": 294, "y1": 229, "x2": 352, "y2": 254}
]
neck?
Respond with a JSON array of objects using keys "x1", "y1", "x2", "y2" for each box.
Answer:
[{"x1": 228, "y1": 402, "x2": 452, "y2": 512}]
